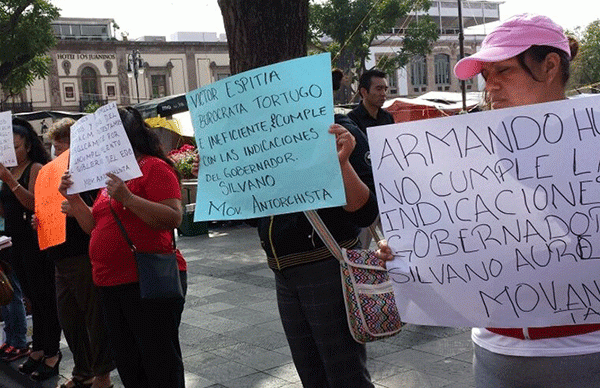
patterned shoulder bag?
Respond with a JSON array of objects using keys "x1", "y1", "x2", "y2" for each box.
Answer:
[{"x1": 304, "y1": 210, "x2": 403, "y2": 344}]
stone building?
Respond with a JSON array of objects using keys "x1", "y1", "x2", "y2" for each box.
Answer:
[
  {"x1": 366, "y1": 0, "x2": 501, "y2": 97},
  {"x1": 5, "y1": 17, "x2": 230, "y2": 114}
]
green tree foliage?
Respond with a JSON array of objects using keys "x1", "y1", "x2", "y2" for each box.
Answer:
[
  {"x1": 568, "y1": 20, "x2": 600, "y2": 93},
  {"x1": 0, "y1": 0, "x2": 59, "y2": 100},
  {"x1": 309, "y1": 0, "x2": 438, "y2": 75}
]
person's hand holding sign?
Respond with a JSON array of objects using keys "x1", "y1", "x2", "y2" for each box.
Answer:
[
  {"x1": 59, "y1": 171, "x2": 78, "y2": 201},
  {"x1": 328, "y1": 123, "x2": 371, "y2": 213},
  {"x1": 105, "y1": 173, "x2": 134, "y2": 207},
  {"x1": 328, "y1": 123, "x2": 356, "y2": 165},
  {"x1": 58, "y1": 171, "x2": 95, "y2": 234},
  {"x1": 0, "y1": 162, "x2": 12, "y2": 183}
]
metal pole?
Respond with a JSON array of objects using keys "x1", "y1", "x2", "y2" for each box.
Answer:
[
  {"x1": 130, "y1": 50, "x2": 142, "y2": 103},
  {"x1": 457, "y1": 0, "x2": 467, "y2": 112}
]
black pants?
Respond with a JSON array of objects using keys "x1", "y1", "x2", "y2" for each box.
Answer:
[
  {"x1": 55, "y1": 254, "x2": 114, "y2": 379},
  {"x1": 11, "y1": 241, "x2": 61, "y2": 356},
  {"x1": 98, "y1": 272, "x2": 186, "y2": 388},
  {"x1": 274, "y1": 258, "x2": 373, "y2": 388}
]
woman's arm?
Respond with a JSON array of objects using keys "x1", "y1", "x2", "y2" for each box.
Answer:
[
  {"x1": 0, "y1": 162, "x2": 39, "y2": 211},
  {"x1": 105, "y1": 172, "x2": 182, "y2": 230},
  {"x1": 329, "y1": 124, "x2": 371, "y2": 212},
  {"x1": 59, "y1": 171, "x2": 95, "y2": 234}
]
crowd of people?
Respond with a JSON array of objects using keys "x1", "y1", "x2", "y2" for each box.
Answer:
[
  {"x1": 0, "y1": 11, "x2": 597, "y2": 388},
  {"x1": 0, "y1": 109, "x2": 187, "y2": 388}
]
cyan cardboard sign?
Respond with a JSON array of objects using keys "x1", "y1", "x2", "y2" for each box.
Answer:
[{"x1": 187, "y1": 53, "x2": 344, "y2": 221}]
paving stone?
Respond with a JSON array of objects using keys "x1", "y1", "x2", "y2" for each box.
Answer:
[
  {"x1": 376, "y1": 369, "x2": 455, "y2": 388},
  {"x1": 194, "y1": 360, "x2": 258, "y2": 384},
  {"x1": 420, "y1": 358, "x2": 475, "y2": 386},
  {"x1": 213, "y1": 307, "x2": 279, "y2": 325},
  {"x1": 184, "y1": 371, "x2": 216, "y2": 388},
  {"x1": 254, "y1": 319, "x2": 286, "y2": 335},
  {"x1": 365, "y1": 341, "x2": 406, "y2": 359},
  {"x1": 375, "y1": 348, "x2": 445, "y2": 369},
  {"x1": 221, "y1": 371, "x2": 290, "y2": 388},
  {"x1": 210, "y1": 343, "x2": 292, "y2": 370},
  {"x1": 263, "y1": 363, "x2": 301, "y2": 383},
  {"x1": 367, "y1": 358, "x2": 411, "y2": 381},
  {"x1": 412, "y1": 333, "x2": 474, "y2": 357},
  {"x1": 224, "y1": 326, "x2": 289, "y2": 351},
  {"x1": 381, "y1": 328, "x2": 441, "y2": 349}
]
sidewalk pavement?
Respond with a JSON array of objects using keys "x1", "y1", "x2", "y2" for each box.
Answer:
[{"x1": 0, "y1": 223, "x2": 475, "y2": 388}]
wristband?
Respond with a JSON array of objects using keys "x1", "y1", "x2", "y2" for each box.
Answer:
[{"x1": 10, "y1": 183, "x2": 21, "y2": 192}]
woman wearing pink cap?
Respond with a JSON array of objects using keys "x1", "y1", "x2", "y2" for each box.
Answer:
[
  {"x1": 454, "y1": 13, "x2": 600, "y2": 387},
  {"x1": 379, "y1": 13, "x2": 600, "y2": 388}
]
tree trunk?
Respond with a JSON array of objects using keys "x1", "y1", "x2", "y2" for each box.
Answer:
[{"x1": 218, "y1": 0, "x2": 309, "y2": 75}]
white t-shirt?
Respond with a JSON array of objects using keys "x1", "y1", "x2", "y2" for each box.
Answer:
[{"x1": 472, "y1": 327, "x2": 600, "y2": 357}]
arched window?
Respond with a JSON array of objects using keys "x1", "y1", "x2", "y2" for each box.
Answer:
[
  {"x1": 81, "y1": 66, "x2": 99, "y2": 101},
  {"x1": 434, "y1": 54, "x2": 450, "y2": 88},
  {"x1": 410, "y1": 56, "x2": 427, "y2": 92}
]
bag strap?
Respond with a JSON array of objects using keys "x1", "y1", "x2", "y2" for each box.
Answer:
[
  {"x1": 303, "y1": 210, "x2": 345, "y2": 263},
  {"x1": 109, "y1": 199, "x2": 137, "y2": 252},
  {"x1": 108, "y1": 198, "x2": 176, "y2": 253},
  {"x1": 368, "y1": 219, "x2": 382, "y2": 243}
]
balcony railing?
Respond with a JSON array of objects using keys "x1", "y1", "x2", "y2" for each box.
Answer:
[{"x1": 0, "y1": 101, "x2": 33, "y2": 113}]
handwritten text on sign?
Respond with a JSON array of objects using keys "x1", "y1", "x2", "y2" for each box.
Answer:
[
  {"x1": 186, "y1": 53, "x2": 344, "y2": 221},
  {"x1": 0, "y1": 111, "x2": 17, "y2": 167},
  {"x1": 368, "y1": 96, "x2": 600, "y2": 328},
  {"x1": 68, "y1": 103, "x2": 142, "y2": 194}
]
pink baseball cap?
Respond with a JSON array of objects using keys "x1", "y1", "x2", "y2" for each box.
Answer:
[{"x1": 454, "y1": 13, "x2": 571, "y2": 80}]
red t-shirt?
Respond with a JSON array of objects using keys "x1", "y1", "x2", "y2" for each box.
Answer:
[{"x1": 89, "y1": 156, "x2": 187, "y2": 286}]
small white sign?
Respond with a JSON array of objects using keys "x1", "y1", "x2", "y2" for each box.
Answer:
[
  {"x1": 0, "y1": 111, "x2": 17, "y2": 167},
  {"x1": 67, "y1": 102, "x2": 142, "y2": 194}
]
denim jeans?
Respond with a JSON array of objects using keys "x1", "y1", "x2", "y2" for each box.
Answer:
[{"x1": 1, "y1": 271, "x2": 27, "y2": 348}]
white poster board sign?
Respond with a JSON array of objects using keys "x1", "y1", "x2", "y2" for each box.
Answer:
[
  {"x1": 67, "y1": 103, "x2": 142, "y2": 194},
  {"x1": 0, "y1": 111, "x2": 17, "y2": 167},
  {"x1": 368, "y1": 95, "x2": 600, "y2": 328}
]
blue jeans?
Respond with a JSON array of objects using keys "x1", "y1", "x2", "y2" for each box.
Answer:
[{"x1": 1, "y1": 271, "x2": 27, "y2": 348}]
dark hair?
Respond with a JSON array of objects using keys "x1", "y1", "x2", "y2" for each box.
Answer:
[
  {"x1": 118, "y1": 107, "x2": 182, "y2": 182},
  {"x1": 11, "y1": 117, "x2": 50, "y2": 165},
  {"x1": 517, "y1": 37, "x2": 579, "y2": 85},
  {"x1": 332, "y1": 68, "x2": 344, "y2": 91},
  {"x1": 358, "y1": 68, "x2": 387, "y2": 92}
]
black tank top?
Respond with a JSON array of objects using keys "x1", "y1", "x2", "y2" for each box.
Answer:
[{"x1": 0, "y1": 162, "x2": 34, "y2": 238}]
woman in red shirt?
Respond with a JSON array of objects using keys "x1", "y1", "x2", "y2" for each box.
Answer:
[{"x1": 60, "y1": 107, "x2": 187, "y2": 388}]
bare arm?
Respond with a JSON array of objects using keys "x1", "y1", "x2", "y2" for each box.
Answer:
[
  {"x1": 106, "y1": 173, "x2": 182, "y2": 230},
  {"x1": 0, "y1": 162, "x2": 40, "y2": 211}
]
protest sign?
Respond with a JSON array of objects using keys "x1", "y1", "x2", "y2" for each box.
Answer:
[
  {"x1": 368, "y1": 95, "x2": 600, "y2": 328},
  {"x1": 35, "y1": 150, "x2": 69, "y2": 250},
  {"x1": 0, "y1": 111, "x2": 17, "y2": 167},
  {"x1": 186, "y1": 53, "x2": 344, "y2": 221},
  {"x1": 67, "y1": 102, "x2": 142, "y2": 194}
]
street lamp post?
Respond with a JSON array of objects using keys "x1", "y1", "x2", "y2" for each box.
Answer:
[
  {"x1": 127, "y1": 49, "x2": 144, "y2": 103},
  {"x1": 457, "y1": 0, "x2": 467, "y2": 112}
]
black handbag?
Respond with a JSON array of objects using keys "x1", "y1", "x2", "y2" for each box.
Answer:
[{"x1": 109, "y1": 200, "x2": 183, "y2": 300}]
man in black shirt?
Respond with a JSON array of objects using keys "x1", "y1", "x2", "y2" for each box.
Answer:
[{"x1": 348, "y1": 69, "x2": 395, "y2": 135}]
